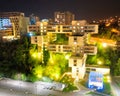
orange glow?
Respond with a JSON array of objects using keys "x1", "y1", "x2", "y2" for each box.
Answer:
[
  {"x1": 111, "y1": 28, "x2": 119, "y2": 33},
  {"x1": 105, "y1": 23, "x2": 110, "y2": 27}
]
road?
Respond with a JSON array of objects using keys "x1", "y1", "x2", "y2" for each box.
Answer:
[
  {"x1": 0, "y1": 78, "x2": 91, "y2": 96},
  {"x1": 111, "y1": 77, "x2": 120, "y2": 96}
]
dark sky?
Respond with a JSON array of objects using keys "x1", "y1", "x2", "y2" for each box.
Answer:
[{"x1": 0, "y1": 0, "x2": 120, "y2": 21}]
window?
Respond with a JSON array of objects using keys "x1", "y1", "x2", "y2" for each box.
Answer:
[
  {"x1": 74, "y1": 37, "x2": 77, "y2": 41},
  {"x1": 35, "y1": 37, "x2": 37, "y2": 39},
  {"x1": 73, "y1": 59, "x2": 77, "y2": 66},
  {"x1": 76, "y1": 68, "x2": 79, "y2": 75},
  {"x1": 74, "y1": 63, "x2": 77, "y2": 66},
  {"x1": 91, "y1": 68, "x2": 96, "y2": 71}
]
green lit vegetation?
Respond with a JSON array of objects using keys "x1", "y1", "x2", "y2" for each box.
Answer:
[
  {"x1": 86, "y1": 41, "x2": 120, "y2": 76},
  {"x1": 103, "y1": 75, "x2": 112, "y2": 95},
  {"x1": 51, "y1": 33, "x2": 68, "y2": 44},
  {"x1": 0, "y1": 36, "x2": 69, "y2": 82},
  {"x1": 60, "y1": 75, "x2": 78, "y2": 92},
  {"x1": 86, "y1": 43, "x2": 113, "y2": 66}
]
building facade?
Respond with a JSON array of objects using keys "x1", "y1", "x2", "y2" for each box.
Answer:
[
  {"x1": 0, "y1": 12, "x2": 29, "y2": 40},
  {"x1": 30, "y1": 20, "x2": 98, "y2": 80}
]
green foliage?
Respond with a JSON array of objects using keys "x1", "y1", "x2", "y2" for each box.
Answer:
[
  {"x1": 32, "y1": 65, "x2": 44, "y2": 79},
  {"x1": 112, "y1": 58, "x2": 120, "y2": 76},
  {"x1": 26, "y1": 74, "x2": 39, "y2": 82},
  {"x1": 0, "y1": 36, "x2": 33, "y2": 78},
  {"x1": 41, "y1": 76, "x2": 53, "y2": 82},
  {"x1": 52, "y1": 33, "x2": 68, "y2": 44},
  {"x1": 43, "y1": 53, "x2": 68, "y2": 81},
  {"x1": 86, "y1": 43, "x2": 114, "y2": 66},
  {"x1": 60, "y1": 75, "x2": 77, "y2": 92},
  {"x1": 43, "y1": 47, "x2": 50, "y2": 66},
  {"x1": 103, "y1": 81, "x2": 111, "y2": 94}
]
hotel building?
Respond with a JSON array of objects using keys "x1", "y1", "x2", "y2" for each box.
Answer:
[{"x1": 29, "y1": 19, "x2": 98, "y2": 79}]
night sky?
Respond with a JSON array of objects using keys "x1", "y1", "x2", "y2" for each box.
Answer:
[{"x1": 0, "y1": 0, "x2": 120, "y2": 21}]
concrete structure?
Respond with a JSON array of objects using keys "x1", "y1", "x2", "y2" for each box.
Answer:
[
  {"x1": 86, "y1": 65, "x2": 110, "y2": 75},
  {"x1": 54, "y1": 11, "x2": 75, "y2": 25},
  {"x1": 0, "y1": 12, "x2": 29, "y2": 40},
  {"x1": 30, "y1": 20, "x2": 98, "y2": 80}
]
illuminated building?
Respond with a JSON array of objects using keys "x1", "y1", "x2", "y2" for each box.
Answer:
[
  {"x1": 54, "y1": 11, "x2": 75, "y2": 25},
  {"x1": 0, "y1": 12, "x2": 29, "y2": 40},
  {"x1": 30, "y1": 20, "x2": 98, "y2": 80},
  {"x1": 0, "y1": 18, "x2": 13, "y2": 36}
]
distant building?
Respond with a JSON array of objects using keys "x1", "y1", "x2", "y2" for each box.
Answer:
[
  {"x1": 29, "y1": 14, "x2": 39, "y2": 25},
  {"x1": 54, "y1": 11, "x2": 75, "y2": 25},
  {"x1": 0, "y1": 12, "x2": 29, "y2": 40}
]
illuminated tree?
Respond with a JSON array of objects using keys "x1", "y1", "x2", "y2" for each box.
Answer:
[{"x1": 32, "y1": 65, "x2": 43, "y2": 79}]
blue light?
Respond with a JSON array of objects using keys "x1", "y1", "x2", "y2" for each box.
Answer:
[
  {"x1": 29, "y1": 33, "x2": 32, "y2": 36},
  {"x1": 0, "y1": 18, "x2": 12, "y2": 30},
  {"x1": 88, "y1": 71, "x2": 104, "y2": 91}
]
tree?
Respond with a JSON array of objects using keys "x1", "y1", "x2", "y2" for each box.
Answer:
[{"x1": 113, "y1": 58, "x2": 120, "y2": 76}]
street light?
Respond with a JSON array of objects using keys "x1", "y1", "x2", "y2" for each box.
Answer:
[
  {"x1": 35, "y1": 85, "x2": 37, "y2": 95},
  {"x1": 97, "y1": 60, "x2": 102, "y2": 65},
  {"x1": 102, "y1": 43, "x2": 107, "y2": 48}
]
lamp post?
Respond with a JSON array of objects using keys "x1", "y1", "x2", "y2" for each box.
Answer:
[{"x1": 35, "y1": 85, "x2": 37, "y2": 95}]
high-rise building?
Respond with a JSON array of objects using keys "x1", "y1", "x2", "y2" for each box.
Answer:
[
  {"x1": 0, "y1": 12, "x2": 29, "y2": 40},
  {"x1": 54, "y1": 11, "x2": 75, "y2": 25}
]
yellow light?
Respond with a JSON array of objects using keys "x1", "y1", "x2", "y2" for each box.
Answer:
[
  {"x1": 32, "y1": 53, "x2": 37, "y2": 58},
  {"x1": 102, "y1": 43, "x2": 107, "y2": 47},
  {"x1": 97, "y1": 61, "x2": 102, "y2": 65},
  {"x1": 74, "y1": 42, "x2": 77, "y2": 44},
  {"x1": 37, "y1": 74, "x2": 42, "y2": 78},
  {"x1": 55, "y1": 73, "x2": 59, "y2": 80},
  {"x1": 33, "y1": 66, "x2": 43, "y2": 78},
  {"x1": 65, "y1": 55, "x2": 69, "y2": 60},
  {"x1": 77, "y1": 23, "x2": 79, "y2": 25},
  {"x1": 107, "y1": 76, "x2": 111, "y2": 83}
]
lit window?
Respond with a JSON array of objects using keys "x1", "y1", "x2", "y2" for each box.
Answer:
[
  {"x1": 57, "y1": 15, "x2": 59, "y2": 18},
  {"x1": 73, "y1": 30, "x2": 76, "y2": 32},
  {"x1": 41, "y1": 23, "x2": 43, "y2": 26},
  {"x1": 73, "y1": 26, "x2": 76, "y2": 29},
  {"x1": 74, "y1": 42, "x2": 77, "y2": 44},
  {"x1": 81, "y1": 30, "x2": 84, "y2": 32},
  {"x1": 81, "y1": 26, "x2": 84, "y2": 29}
]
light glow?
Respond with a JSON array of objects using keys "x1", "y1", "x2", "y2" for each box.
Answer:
[{"x1": 102, "y1": 43, "x2": 107, "y2": 48}]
